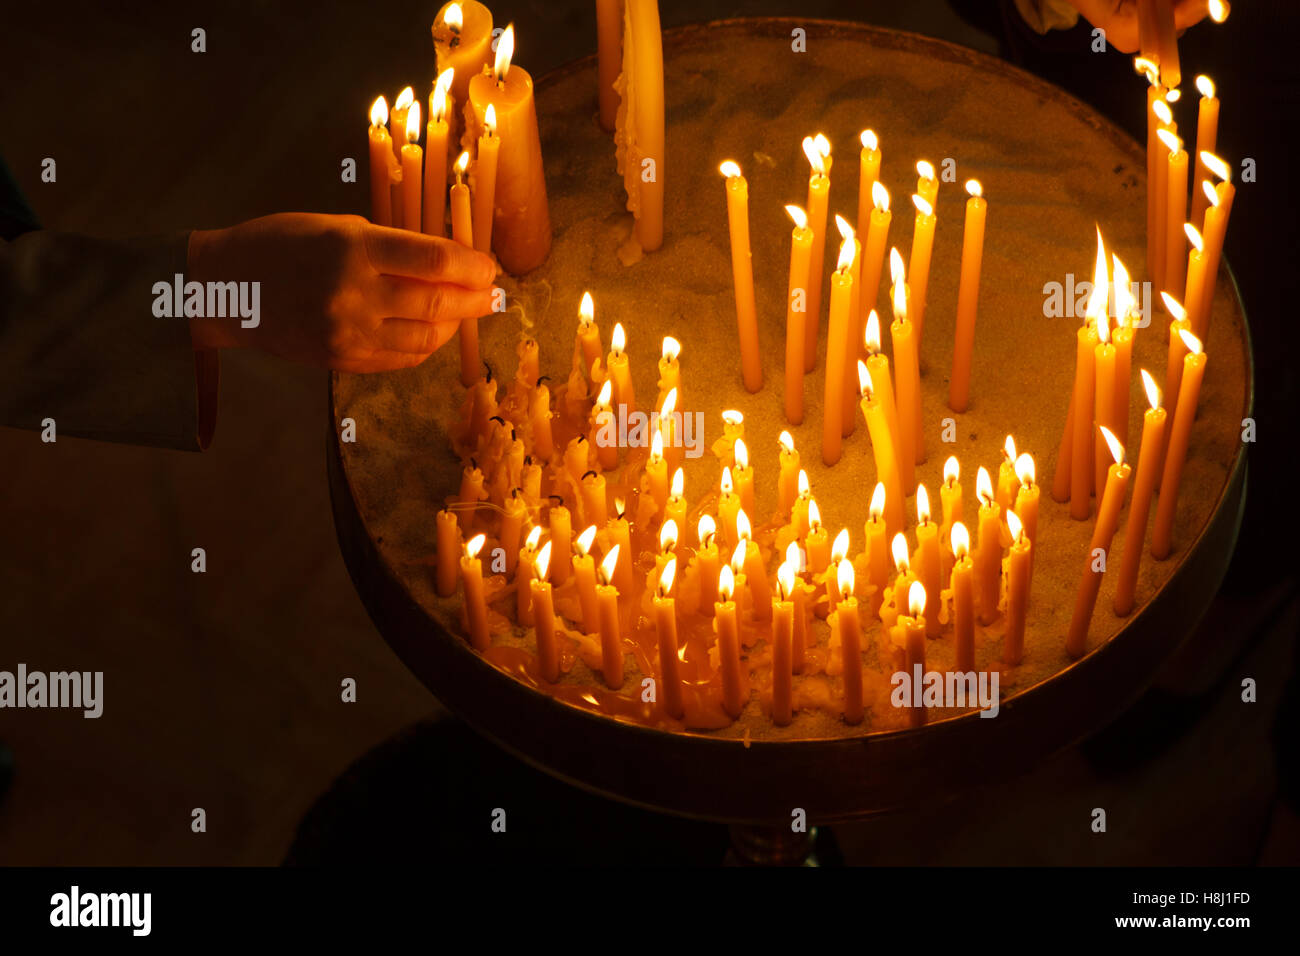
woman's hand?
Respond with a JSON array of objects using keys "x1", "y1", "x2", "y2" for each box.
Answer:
[
  {"x1": 1067, "y1": 0, "x2": 1212, "y2": 55},
  {"x1": 186, "y1": 213, "x2": 499, "y2": 372}
]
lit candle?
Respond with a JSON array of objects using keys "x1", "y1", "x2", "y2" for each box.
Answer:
[
  {"x1": 577, "y1": 291, "x2": 603, "y2": 381},
  {"x1": 826, "y1": 529, "x2": 850, "y2": 620},
  {"x1": 1183, "y1": 224, "x2": 1209, "y2": 340},
  {"x1": 433, "y1": 2, "x2": 493, "y2": 118},
  {"x1": 645, "y1": 429, "x2": 668, "y2": 517},
  {"x1": 1138, "y1": 58, "x2": 1163, "y2": 286},
  {"x1": 460, "y1": 533, "x2": 490, "y2": 650},
  {"x1": 1115, "y1": 370, "x2": 1169, "y2": 614},
  {"x1": 1189, "y1": 75, "x2": 1220, "y2": 229},
  {"x1": 620, "y1": 0, "x2": 664, "y2": 252},
  {"x1": 572, "y1": 526, "x2": 601, "y2": 633},
  {"x1": 777, "y1": 431, "x2": 800, "y2": 517},
  {"x1": 607, "y1": 499, "x2": 634, "y2": 592},
  {"x1": 856, "y1": 360, "x2": 906, "y2": 539},
  {"x1": 718, "y1": 467, "x2": 741, "y2": 552},
  {"x1": 860, "y1": 182, "x2": 892, "y2": 333},
  {"x1": 915, "y1": 158, "x2": 939, "y2": 210},
  {"x1": 657, "y1": 337, "x2": 681, "y2": 408},
  {"x1": 728, "y1": 542, "x2": 750, "y2": 623},
  {"x1": 949, "y1": 179, "x2": 987, "y2": 412},
  {"x1": 719, "y1": 161, "x2": 761, "y2": 392},
  {"x1": 1111, "y1": 256, "x2": 1136, "y2": 453},
  {"x1": 580, "y1": 470, "x2": 608, "y2": 529},
  {"x1": 718, "y1": 409, "x2": 746, "y2": 468},
  {"x1": 1094, "y1": 310, "x2": 1117, "y2": 502},
  {"x1": 423, "y1": 69, "x2": 454, "y2": 237},
  {"x1": 1013, "y1": 453, "x2": 1039, "y2": 546},
  {"x1": 1066, "y1": 427, "x2": 1132, "y2": 658},
  {"x1": 805, "y1": 499, "x2": 830, "y2": 574},
  {"x1": 996, "y1": 435, "x2": 1019, "y2": 514},
  {"x1": 436, "y1": 509, "x2": 461, "y2": 597},
  {"x1": 864, "y1": 310, "x2": 908, "y2": 504},
  {"x1": 595, "y1": 0, "x2": 621, "y2": 131},
  {"x1": 1151, "y1": 330, "x2": 1207, "y2": 560},
  {"x1": 900, "y1": 581, "x2": 927, "y2": 728},
  {"x1": 516, "y1": 525, "x2": 543, "y2": 626},
  {"x1": 367, "y1": 96, "x2": 395, "y2": 227},
  {"x1": 451, "y1": 150, "x2": 475, "y2": 254},
  {"x1": 889, "y1": 248, "x2": 924, "y2": 477},
  {"x1": 1197, "y1": 153, "x2": 1236, "y2": 336},
  {"x1": 1159, "y1": 128, "x2": 1189, "y2": 305},
  {"x1": 802, "y1": 135, "x2": 831, "y2": 371},
  {"x1": 1068, "y1": 234, "x2": 1105, "y2": 516},
  {"x1": 652, "y1": 558, "x2": 683, "y2": 719},
  {"x1": 1001, "y1": 512, "x2": 1029, "y2": 665},
  {"x1": 821, "y1": 233, "x2": 856, "y2": 465},
  {"x1": 836, "y1": 216, "x2": 863, "y2": 437},
  {"x1": 466, "y1": 24, "x2": 552, "y2": 274},
  {"x1": 716, "y1": 564, "x2": 744, "y2": 718},
  {"x1": 771, "y1": 561, "x2": 795, "y2": 726},
  {"x1": 1161, "y1": 292, "x2": 1192, "y2": 436},
  {"x1": 941, "y1": 456, "x2": 963, "y2": 535},
  {"x1": 471, "y1": 103, "x2": 499, "y2": 253},
  {"x1": 607, "y1": 322, "x2": 634, "y2": 416},
  {"x1": 389, "y1": 87, "x2": 414, "y2": 229},
  {"x1": 732, "y1": 439, "x2": 755, "y2": 516},
  {"x1": 1151, "y1": 98, "x2": 1174, "y2": 296},
  {"x1": 914, "y1": 485, "x2": 942, "y2": 638},
  {"x1": 787, "y1": 541, "x2": 808, "y2": 673},
  {"x1": 665, "y1": 467, "x2": 687, "y2": 539},
  {"x1": 863, "y1": 483, "x2": 890, "y2": 619},
  {"x1": 596, "y1": 546, "x2": 624, "y2": 688},
  {"x1": 530, "y1": 542, "x2": 559, "y2": 681},
  {"x1": 400, "y1": 100, "x2": 424, "y2": 233},
  {"x1": 590, "y1": 379, "x2": 618, "y2": 472},
  {"x1": 950, "y1": 523, "x2": 975, "y2": 671},
  {"x1": 783, "y1": 204, "x2": 814, "y2": 423},
  {"x1": 886, "y1": 531, "x2": 915, "y2": 627},
  {"x1": 974, "y1": 466, "x2": 1001, "y2": 626},
  {"x1": 856, "y1": 129, "x2": 881, "y2": 257},
  {"x1": 736, "y1": 509, "x2": 772, "y2": 622},
  {"x1": 696, "y1": 515, "x2": 720, "y2": 615},
  {"x1": 792, "y1": 470, "x2": 812, "y2": 539},
  {"x1": 908, "y1": 193, "x2": 936, "y2": 343},
  {"x1": 835, "y1": 559, "x2": 864, "y2": 724}
]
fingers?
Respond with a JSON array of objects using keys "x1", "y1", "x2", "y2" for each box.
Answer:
[
  {"x1": 361, "y1": 225, "x2": 497, "y2": 288},
  {"x1": 374, "y1": 316, "x2": 460, "y2": 354},
  {"x1": 371, "y1": 275, "x2": 497, "y2": 324}
]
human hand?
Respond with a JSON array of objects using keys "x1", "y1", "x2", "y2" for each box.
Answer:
[
  {"x1": 186, "y1": 212, "x2": 499, "y2": 372},
  {"x1": 1068, "y1": 0, "x2": 1211, "y2": 55}
]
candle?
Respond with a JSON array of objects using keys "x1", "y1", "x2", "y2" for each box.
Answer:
[
  {"x1": 805, "y1": 499, "x2": 830, "y2": 574},
  {"x1": 697, "y1": 515, "x2": 720, "y2": 615},
  {"x1": 1115, "y1": 371, "x2": 1169, "y2": 615},
  {"x1": 856, "y1": 129, "x2": 881, "y2": 257},
  {"x1": 822, "y1": 234, "x2": 856, "y2": 465},
  {"x1": 1150, "y1": 0, "x2": 1181, "y2": 89},
  {"x1": 367, "y1": 96, "x2": 395, "y2": 227},
  {"x1": 887, "y1": 532, "x2": 915, "y2": 626},
  {"x1": 1094, "y1": 311, "x2": 1117, "y2": 502},
  {"x1": 974, "y1": 466, "x2": 1001, "y2": 626},
  {"x1": 530, "y1": 542, "x2": 559, "y2": 682},
  {"x1": 471, "y1": 103, "x2": 500, "y2": 253},
  {"x1": 940, "y1": 456, "x2": 963, "y2": 535},
  {"x1": 596, "y1": 546, "x2": 624, "y2": 687},
  {"x1": 607, "y1": 500, "x2": 634, "y2": 592},
  {"x1": 1152, "y1": 330, "x2": 1207, "y2": 559},
  {"x1": 458, "y1": 462, "x2": 487, "y2": 531},
  {"x1": 1189, "y1": 76, "x2": 1220, "y2": 229},
  {"x1": 657, "y1": 336, "x2": 681, "y2": 408},
  {"x1": 433, "y1": 2, "x2": 494, "y2": 118},
  {"x1": 421, "y1": 70, "x2": 453, "y2": 238},
  {"x1": 1139, "y1": 61, "x2": 1164, "y2": 287},
  {"x1": 777, "y1": 431, "x2": 801, "y2": 517},
  {"x1": 996, "y1": 435, "x2": 1019, "y2": 514},
  {"x1": 718, "y1": 467, "x2": 741, "y2": 552},
  {"x1": 950, "y1": 523, "x2": 975, "y2": 671},
  {"x1": 1151, "y1": 98, "x2": 1174, "y2": 295},
  {"x1": 1159, "y1": 129, "x2": 1189, "y2": 304},
  {"x1": 1183, "y1": 224, "x2": 1209, "y2": 340},
  {"x1": 916, "y1": 159, "x2": 939, "y2": 210},
  {"x1": 645, "y1": 429, "x2": 668, "y2": 518},
  {"x1": 860, "y1": 182, "x2": 892, "y2": 333},
  {"x1": 825, "y1": 529, "x2": 850, "y2": 619},
  {"x1": 716, "y1": 565, "x2": 744, "y2": 718},
  {"x1": 900, "y1": 581, "x2": 927, "y2": 728},
  {"x1": 863, "y1": 483, "x2": 890, "y2": 618},
  {"x1": 621, "y1": 0, "x2": 665, "y2": 252},
  {"x1": 580, "y1": 470, "x2": 608, "y2": 529},
  {"x1": 590, "y1": 379, "x2": 618, "y2": 472},
  {"x1": 607, "y1": 322, "x2": 635, "y2": 416},
  {"x1": 908, "y1": 193, "x2": 936, "y2": 343},
  {"x1": 889, "y1": 249, "x2": 924, "y2": 477},
  {"x1": 451, "y1": 149, "x2": 475, "y2": 253},
  {"x1": 862, "y1": 313, "x2": 907, "y2": 502},
  {"x1": 802, "y1": 135, "x2": 831, "y2": 371},
  {"x1": 770, "y1": 561, "x2": 795, "y2": 725},
  {"x1": 783, "y1": 204, "x2": 814, "y2": 423},
  {"x1": 735, "y1": 509, "x2": 772, "y2": 622},
  {"x1": 389, "y1": 87, "x2": 414, "y2": 229},
  {"x1": 460, "y1": 533, "x2": 490, "y2": 650},
  {"x1": 732, "y1": 439, "x2": 755, "y2": 517},
  {"x1": 787, "y1": 541, "x2": 808, "y2": 674},
  {"x1": 400, "y1": 101, "x2": 423, "y2": 233},
  {"x1": 836, "y1": 216, "x2": 863, "y2": 437},
  {"x1": 792, "y1": 470, "x2": 812, "y2": 539},
  {"x1": 572, "y1": 526, "x2": 601, "y2": 633},
  {"x1": 516, "y1": 525, "x2": 543, "y2": 626},
  {"x1": 914, "y1": 485, "x2": 942, "y2": 638},
  {"x1": 856, "y1": 360, "x2": 906, "y2": 539},
  {"x1": 500, "y1": 490, "x2": 526, "y2": 575},
  {"x1": 595, "y1": 0, "x2": 621, "y2": 131},
  {"x1": 949, "y1": 179, "x2": 987, "y2": 412},
  {"x1": 466, "y1": 24, "x2": 552, "y2": 274},
  {"x1": 1013, "y1": 453, "x2": 1039, "y2": 546},
  {"x1": 1068, "y1": 237, "x2": 1105, "y2": 516},
  {"x1": 1161, "y1": 293, "x2": 1191, "y2": 435},
  {"x1": 1066, "y1": 428, "x2": 1132, "y2": 658},
  {"x1": 545, "y1": 503, "x2": 571, "y2": 585},
  {"x1": 654, "y1": 384, "x2": 678, "y2": 473},
  {"x1": 577, "y1": 291, "x2": 603, "y2": 381},
  {"x1": 1111, "y1": 256, "x2": 1136, "y2": 453},
  {"x1": 719, "y1": 161, "x2": 761, "y2": 392},
  {"x1": 1197, "y1": 154, "x2": 1236, "y2": 336},
  {"x1": 1003, "y1": 511, "x2": 1031, "y2": 665},
  {"x1": 529, "y1": 381, "x2": 554, "y2": 461},
  {"x1": 665, "y1": 468, "x2": 687, "y2": 539},
  {"x1": 436, "y1": 509, "x2": 461, "y2": 597},
  {"x1": 651, "y1": 558, "x2": 684, "y2": 719},
  {"x1": 835, "y1": 560, "x2": 864, "y2": 724},
  {"x1": 728, "y1": 542, "x2": 750, "y2": 623},
  {"x1": 718, "y1": 409, "x2": 746, "y2": 468}
]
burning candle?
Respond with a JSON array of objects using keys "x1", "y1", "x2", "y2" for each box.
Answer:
[
  {"x1": 950, "y1": 523, "x2": 974, "y2": 671},
  {"x1": 802, "y1": 134, "x2": 831, "y2": 371},
  {"x1": 1151, "y1": 98, "x2": 1174, "y2": 296},
  {"x1": 595, "y1": 0, "x2": 621, "y2": 131},
  {"x1": 531, "y1": 542, "x2": 559, "y2": 682},
  {"x1": 696, "y1": 515, "x2": 720, "y2": 615},
  {"x1": 607, "y1": 499, "x2": 634, "y2": 592},
  {"x1": 771, "y1": 561, "x2": 795, "y2": 726},
  {"x1": 805, "y1": 499, "x2": 830, "y2": 574},
  {"x1": 914, "y1": 485, "x2": 942, "y2": 638},
  {"x1": 736, "y1": 509, "x2": 772, "y2": 622},
  {"x1": 996, "y1": 435, "x2": 1019, "y2": 514},
  {"x1": 864, "y1": 311, "x2": 907, "y2": 504},
  {"x1": 400, "y1": 101, "x2": 423, "y2": 233},
  {"x1": 581, "y1": 470, "x2": 608, "y2": 529},
  {"x1": 974, "y1": 466, "x2": 1001, "y2": 626},
  {"x1": 460, "y1": 533, "x2": 490, "y2": 650},
  {"x1": 792, "y1": 470, "x2": 812, "y2": 539},
  {"x1": 1115, "y1": 370, "x2": 1168, "y2": 615},
  {"x1": 645, "y1": 430, "x2": 668, "y2": 517},
  {"x1": 720, "y1": 161, "x2": 761, "y2": 392},
  {"x1": 826, "y1": 529, "x2": 850, "y2": 619},
  {"x1": 901, "y1": 581, "x2": 927, "y2": 727},
  {"x1": 423, "y1": 69, "x2": 454, "y2": 237},
  {"x1": 433, "y1": 2, "x2": 493, "y2": 114},
  {"x1": 1066, "y1": 427, "x2": 1131, "y2": 658},
  {"x1": 1161, "y1": 292, "x2": 1192, "y2": 434},
  {"x1": 856, "y1": 360, "x2": 905, "y2": 539},
  {"x1": 718, "y1": 467, "x2": 741, "y2": 552},
  {"x1": 658, "y1": 337, "x2": 681, "y2": 407},
  {"x1": 915, "y1": 159, "x2": 938, "y2": 210},
  {"x1": 1183, "y1": 224, "x2": 1209, "y2": 340},
  {"x1": 590, "y1": 379, "x2": 618, "y2": 472},
  {"x1": 836, "y1": 216, "x2": 863, "y2": 437},
  {"x1": 1094, "y1": 310, "x2": 1117, "y2": 501},
  {"x1": 389, "y1": 87, "x2": 414, "y2": 229},
  {"x1": 909, "y1": 193, "x2": 936, "y2": 343},
  {"x1": 451, "y1": 150, "x2": 474, "y2": 253},
  {"x1": 863, "y1": 483, "x2": 890, "y2": 618},
  {"x1": 653, "y1": 558, "x2": 684, "y2": 719},
  {"x1": 728, "y1": 542, "x2": 750, "y2": 623},
  {"x1": 941, "y1": 456, "x2": 963, "y2": 534},
  {"x1": 716, "y1": 564, "x2": 744, "y2": 718},
  {"x1": 1000, "y1": 514, "x2": 1029, "y2": 667},
  {"x1": 1152, "y1": 330, "x2": 1207, "y2": 559},
  {"x1": 577, "y1": 291, "x2": 602, "y2": 381},
  {"x1": 1198, "y1": 153, "x2": 1236, "y2": 335},
  {"x1": 821, "y1": 234, "x2": 856, "y2": 465},
  {"x1": 368, "y1": 96, "x2": 395, "y2": 227},
  {"x1": 732, "y1": 439, "x2": 755, "y2": 517},
  {"x1": 516, "y1": 525, "x2": 543, "y2": 625},
  {"x1": 572, "y1": 525, "x2": 601, "y2": 632},
  {"x1": 1111, "y1": 256, "x2": 1136, "y2": 453},
  {"x1": 777, "y1": 431, "x2": 800, "y2": 517},
  {"x1": 783, "y1": 204, "x2": 813, "y2": 423},
  {"x1": 787, "y1": 541, "x2": 808, "y2": 673},
  {"x1": 436, "y1": 509, "x2": 461, "y2": 597},
  {"x1": 860, "y1": 182, "x2": 892, "y2": 332},
  {"x1": 1068, "y1": 234, "x2": 1106, "y2": 516},
  {"x1": 665, "y1": 468, "x2": 687, "y2": 538},
  {"x1": 1013, "y1": 453, "x2": 1039, "y2": 546},
  {"x1": 949, "y1": 179, "x2": 987, "y2": 412},
  {"x1": 1190, "y1": 75, "x2": 1220, "y2": 228},
  {"x1": 889, "y1": 249, "x2": 924, "y2": 477},
  {"x1": 1138, "y1": 58, "x2": 1163, "y2": 284},
  {"x1": 835, "y1": 559, "x2": 864, "y2": 724},
  {"x1": 471, "y1": 104, "x2": 499, "y2": 253},
  {"x1": 596, "y1": 546, "x2": 624, "y2": 687},
  {"x1": 1159, "y1": 129, "x2": 1188, "y2": 304},
  {"x1": 607, "y1": 322, "x2": 634, "y2": 416},
  {"x1": 887, "y1": 532, "x2": 916, "y2": 626}
]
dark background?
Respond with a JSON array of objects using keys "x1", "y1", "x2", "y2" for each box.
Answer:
[{"x1": 1, "y1": 0, "x2": 1296, "y2": 864}]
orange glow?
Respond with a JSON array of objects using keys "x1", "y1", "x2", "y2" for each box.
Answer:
[
  {"x1": 951, "y1": 522, "x2": 970, "y2": 560},
  {"x1": 611, "y1": 322, "x2": 626, "y2": 355},
  {"x1": 912, "y1": 194, "x2": 933, "y2": 217},
  {"x1": 976, "y1": 466, "x2": 994, "y2": 507},
  {"x1": 659, "y1": 519, "x2": 677, "y2": 554},
  {"x1": 578, "y1": 291, "x2": 594, "y2": 328},
  {"x1": 466, "y1": 533, "x2": 486, "y2": 559},
  {"x1": 837, "y1": 559, "x2": 855, "y2": 600},
  {"x1": 369, "y1": 95, "x2": 389, "y2": 128},
  {"x1": 797, "y1": 469, "x2": 810, "y2": 499},
  {"x1": 734, "y1": 438, "x2": 749, "y2": 471},
  {"x1": 917, "y1": 484, "x2": 931, "y2": 525},
  {"x1": 944, "y1": 456, "x2": 960, "y2": 486},
  {"x1": 869, "y1": 482, "x2": 886, "y2": 521},
  {"x1": 860, "y1": 129, "x2": 878, "y2": 151},
  {"x1": 719, "y1": 564, "x2": 735, "y2": 602},
  {"x1": 670, "y1": 467, "x2": 684, "y2": 500},
  {"x1": 1086, "y1": 227, "x2": 1109, "y2": 324},
  {"x1": 836, "y1": 235, "x2": 856, "y2": 272},
  {"x1": 494, "y1": 24, "x2": 515, "y2": 83},
  {"x1": 729, "y1": 541, "x2": 747, "y2": 574},
  {"x1": 1178, "y1": 328, "x2": 1203, "y2": 355},
  {"x1": 872, "y1": 180, "x2": 890, "y2": 212},
  {"x1": 596, "y1": 377, "x2": 613, "y2": 408},
  {"x1": 575, "y1": 525, "x2": 598, "y2": 556},
  {"x1": 966, "y1": 179, "x2": 983, "y2": 198},
  {"x1": 525, "y1": 526, "x2": 543, "y2": 551},
  {"x1": 808, "y1": 498, "x2": 822, "y2": 532},
  {"x1": 660, "y1": 387, "x2": 677, "y2": 420},
  {"x1": 908, "y1": 580, "x2": 926, "y2": 618},
  {"x1": 722, "y1": 409, "x2": 744, "y2": 427},
  {"x1": 865, "y1": 310, "x2": 882, "y2": 354},
  {"x1": 599, "y1": 545, "x2": 620, "y2": 586},
  {"x1": 1196, "y1": 75, "x2": 1216, "y2": 99},
  {"x1": 1160, "y1": 292, "x2": 1186, "y2": 322},
  {"x1": 891, "y1": 532, "x2": 909, "y2": 573},
  {"x1": 1006, "y1": 511, "x2": 1024, "y2": 544},
  {"x1": 776, "y1": 561, "x2": 795, "y2": 601},
  {"x1": 802, "y1": 136, "x2": 826, "y2": 177},
  {"x1": 698, "y1": 514, "x2": 716, "y2": 547},
  {"x1": 405, "y1": 100, "x2": 421, "y2": 143},
  {"x1": 857, "y1": 359, "x2": 873, "y2": 398},
  {"x1": 1100, "y1": 425, "x2": 1124, "y2": 465},
  {"x1": 535, "y1": 541, "x2": 552, "y2": 580},
  {"x1": 916, "y1": 160, "x2": 935, "y2": 182},
  {"x1": 484, "y1": 103, "x2": 497, "y2": 137},
  {"x1": 661, "y1": 336, "x2": 680, "y2": 363},
  {"x1": 1015, "y1": 452, "x2": 1036, "y2": 487},
  {"x1": 444, "y1": 2, "x2": 463, "y2": 31},
  {"x1": 720, "y1": 466, "x2": 734, "y2": 497},
  {"x1": 785, "y1": 204, "x2": 808, "y2": 230},
  {"x1": 831, "y1": 528, "x2": 849, "y2": 563},
  {"x1": 650, "y1": 428, "x2": 664, "y2": 462},
  {"x1": 736, "y1": 509, "x2": 752, "y2": 543},
  {"x1": 778, "y1": 430, "x2": 795, "y2": 455},
  {"x1": 719, "y1": 160, "x2": 742, "y2": 179},
  {"x1": 1141, "y1": 369, "x2": 1161, "y2": 410},
  {"x1": 658, "y1": 557, "x2": 676, "y2": 597}
]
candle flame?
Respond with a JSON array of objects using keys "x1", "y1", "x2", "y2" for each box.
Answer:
[
  {"x1": 611, "y1": 322, "x2": 626, "y2": 355},
  {"x1": 578, "y1": 291, "x2": 594, "y2": 328},
  {"x1": 976, "y1": 466, "x2": 994, "y2": 507},
  {"x1": 1153, "y1": 99, "x2": 1173, "y2": 125},
  {"x1": 719, "y1": 563, "x2": 735, "y2": 602},
  {"x1": 837, "y1": 559, "x2": 855, "y2": 600},
  {"x1": 836, "y1": 235, "x2": 856, "y2": 272},
  {"x1": 857, "y1": 359, "x2": 873, "y2": 399},
  {"x1": 1006, "y1": 510, "x2": 1023, "y2": 544},
  {"x1": 405, "y1": 100, "x2": 421, "y2": 143},
  {"x1": 776, "y1": 560, "x2": 795, "y2": 602},
  {"x1": 1096, "y1": 308, "x2": 1111, "y2": 344},
  {"x1": 1086, "y1": 226, "x2": 1109, "y2": 325},
  {"x1": 576, "y1": 525, "x2": 597, "y2": 556},
  {"x1": 860, "y1": 129, "x2": 878, "y2": 151},
  {"x1": 650, "y1": 428, "x2": 664, "y2": 461},
  {"x1": 1196, "y1": 75, "x2": 1216, "y2": 99},
  {"x1": 801, "y1": 136, "x2": 826, "y2": 176},
  {"x1": 720, "y1": 466, "x2": 734, "y2": 496},
  {"x1": 599, "y1": 545, "x2": 620, "y2": 586},
  {"x1": 1141, "y1": 368, "x2": 1161, "y2": 410},
  {"x1": 798, "y1": 469, "x2": 810, "y2": 498},
  {"x1": 909, "y1": 580, "x2": 926, "y2": 618},
  {"x1": 944, "y1": 456, "x2": 960, "y2": 486},
  {"x1": 778, "y1": 430, "x2": 794, "y2": 455},
  {"x1": 737, "y1": 508, "x2": 752, "y2": 543},
  {"x1": 394, "y1": 86, "x2": 414, "y2": 112},
  {"x1": 808, "y1": 498, "x2": 822, "y2": 531},
  {"x1": 834, "y1": 215, "x2": 855, "y2": 243},
  {"x1": 719, "y1": 160, "x2": 742, "y2": 179},
  {"x1": 965, "y1": 179, "x2": 983, "y2": 198},
  {"x1": 670, "y1": 466, "x2": 684, "y2": 500},
  {"x1": 660, "y1": 386, "x2": 677, "y2": 420},
  {"x1": 1202, "y1": 179, "x2": 1220, "y2": 207},
  {"x1": 872, "y1": 180, "x2": 890, "y2": 213},
  {"x1": 870, "y1": 482, "x2": 886, "y2": 521},
  {"x1": 657, "y1": 557, "x2": 678, "y2": 598},
  {"x1": 785, "y1": 204, "x2": 808, "y2": 230},
  {"x1": 733, "y1": 438, "x2": 749, "y2": 471},
  {"x1": 1100, "y1": 425, "x2": 1124, "y2": 465},
  {"x1": 485, "y1": 103, "x2": 497, "y2": 136},
  {"x1": 494, "y1": 24, "x2": 515, "y2": 83},
  {"x1": 1134, "y1": 56, "x2": 1159, "y2": 85},
  {"x1": 814, "y1": 133, "x2": 831, "y2": 156},
  {"x1": 891, "y1": 273, "x2": 907, "y2": 323},
  {"x1": 370, "y1": 95, "x2": 389, "y2": 128},
  {"x1": 661, "y1": 336, "x2": 680, "y2": 363},
  {"x1": 614, "y1": 497, "x2": 626, "y2": 519},
  {"x1": 722, "y1": 409, "x2": 744, "y2": 427},
  {"x1": 1156, "y1": 128, "x2": 1181, "y2": 154},
  {"x1": 889, "y1": 246, "x2": 905, "y2": 287},
  {"x1": 525, "y1": 525, "x2": 543, "y2": 551},
  {"x1": 1112, "y1": 255, "x2": 1134, "y2": 320},
  {"x1": 1184, "y1": 222, "x2": 1204, "y2": 252},
  {"x1": 891, "y1": 533, "x2": 909, "y2": 574},
  {"x1": 729, "y1": 541, "x2": 747, "y2": 574},
  {"x1": 1201, "y1": 151, "x2": 1231, "y2": 182},
  {"x1": 1178, "y1": 328, "x2": 1203, "y2": 355},
  {"x1": 912, "y1": 194, "x2": 933, "y2": 217},
  {"x1": 908, "y1": 486, "x2": 927, "y2": 528},
  {"x1": 596, "y1": 377, "x2": 613, "y2": 408},
  {"x1": 660, "y1": 518, "x2": 678, "y2": 554},
  {"x1": 698, "y1": 514, "x2": 716, "y2": 547},
  {"x1": 466, "y1": 532, "x2": 486, "y2": 559},
  {"x1": 444, "y1": 2, "x2": 463, "y2": 31},
  {"x1": 431, "y1": 69, "x2": 453, "y2": 122},
  {"x1": 1165, "y1": 88, "x2": 1181, "y2": 104},
  {"x1": 455, "y1": 150, "x2": 470, "y2": 176},
  {"x1": 951, "y1": 522, "x2": 970, "y2": 560},
  {"x1": 1208, "y1": 0, "x2": 1230, "y2": 23},
  {"x1": 865, "y1": 310, "x2": 882, "y2": 354},
  {"x1": 831, "y1": 528, "x2": 850, "y2": 563},
  {"x1": 1160, "y1": 292, "x2": 1186, "y2": 322},
  {"x1": 786, "y1": 540, "x2": 803, "y2": 572},
  {"x1": 535, "y1": 540, "x2": 552, "y2": 580},
  {"x1": 916, "y1": 159, "x2": 935, "y2": 182},
  {"x1": 1003, "y1": 435, "x2": 1017, "y2": 465},
  {"x1": 1015, "y1": 452, "x2": 1036, "y2": 487}
]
